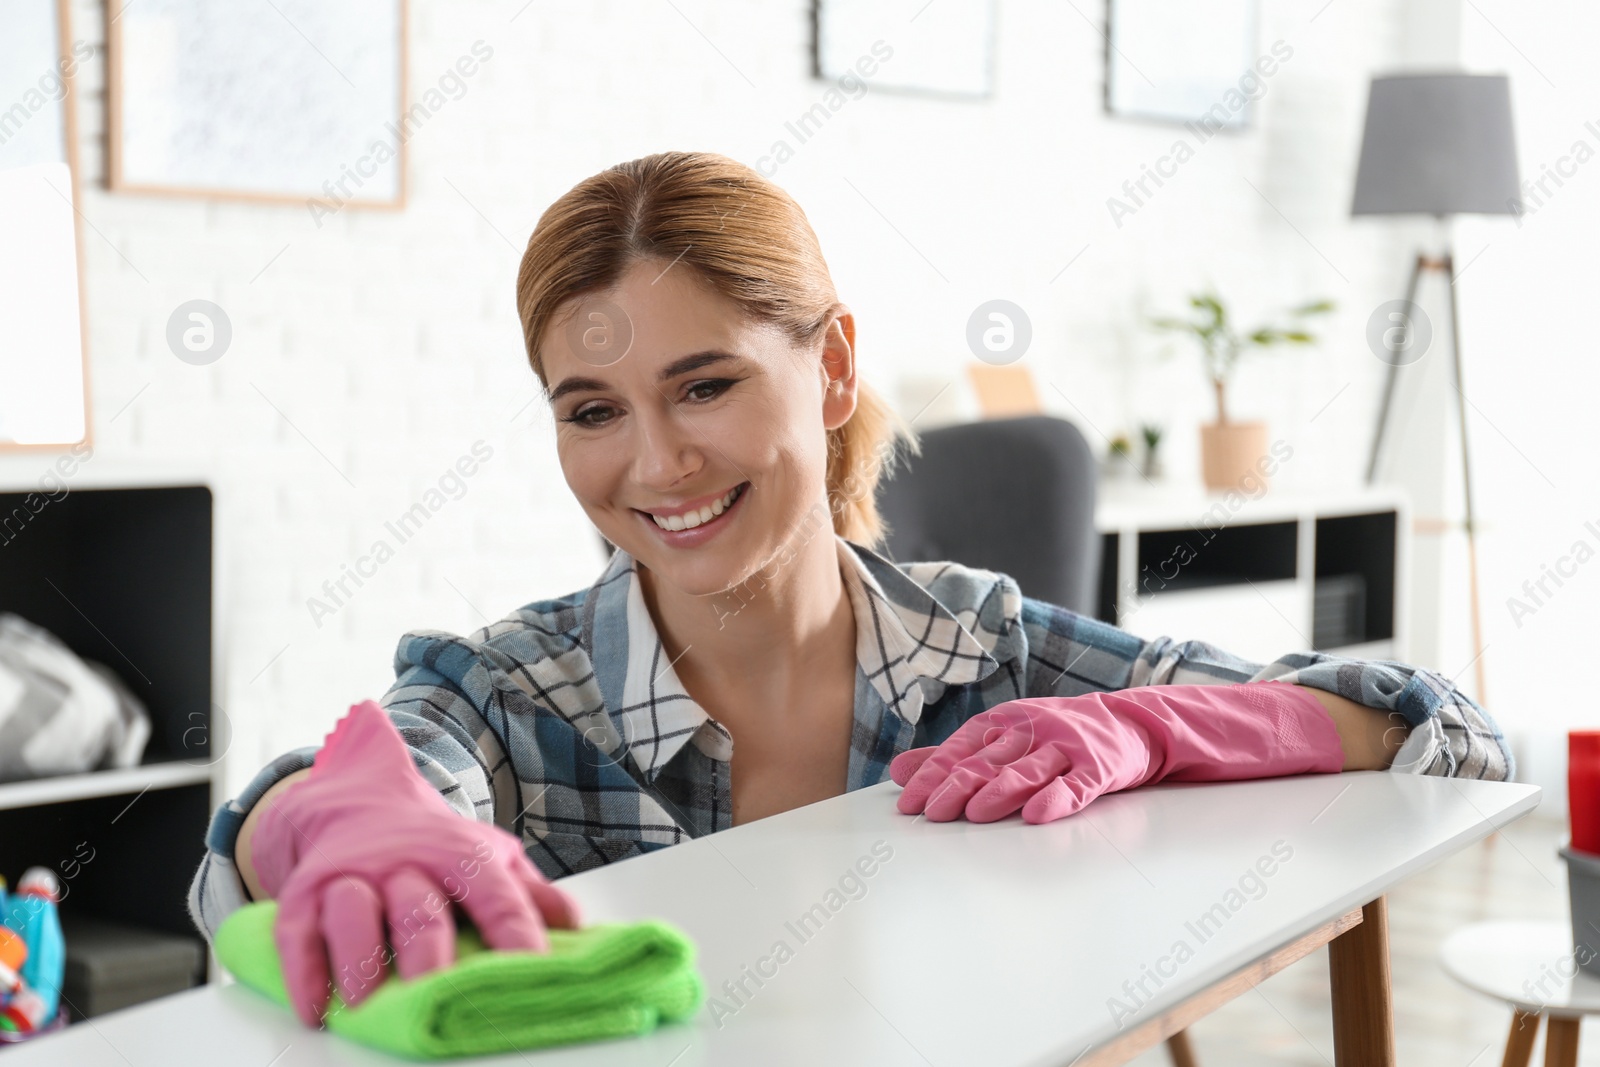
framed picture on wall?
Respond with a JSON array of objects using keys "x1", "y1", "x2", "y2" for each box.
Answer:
[
  {"x1": 813, "y1": 0, "x2": 997, "y2": 100},
  {"x1": 0, "y1": 0, "x2": 91, "y2": 449},
  {"x1": 108, "y1": 0, "x2": 407, "y2": 210},
  {"x1": 1105, "y1": 0, "x2": 1261, "y2": 129}
]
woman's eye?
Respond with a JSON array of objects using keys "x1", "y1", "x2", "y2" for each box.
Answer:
[
  {"x1": 684, "y1": 379, "x2": 735, "y2": 402},
  {"x1": 563, "y1": 405, "x2": 614, "y2": 427}
]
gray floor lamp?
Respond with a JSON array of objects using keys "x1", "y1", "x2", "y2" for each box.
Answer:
[{"x1": 1351, "y1": 73, "x2": 1520, "y2": 703}]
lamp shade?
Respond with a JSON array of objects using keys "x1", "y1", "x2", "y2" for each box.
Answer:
[{"x1": 1351, "y1": 73, "x2": 1521, "y2": 216}]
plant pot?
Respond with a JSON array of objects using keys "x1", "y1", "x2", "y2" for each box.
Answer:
[
  {"x1": 1102, "y1": 451, "x2": 1140, "y2": 482},
  {"x1": 1199, "y1": 421, "x2": 1269, "y2": 492}
]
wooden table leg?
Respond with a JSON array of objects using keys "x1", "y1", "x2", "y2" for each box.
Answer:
[
  {"x1": 1165, "y1": 1029, "x2": 1198, "y2": 1067},
  {"x1": 1328, "y1": 896, "x2": 1395, "y2": 1066},
  {"x1": 1501, "y1": 1010, "x2": 1541, "y2": 1067},
  {"x1": 1543, "y1": 1015, "x2": 1579, "y2": 1067}
]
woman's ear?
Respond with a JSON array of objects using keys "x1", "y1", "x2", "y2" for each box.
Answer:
[{"x1": 820, "y1": 310, "x2": 858, "y2": 431}]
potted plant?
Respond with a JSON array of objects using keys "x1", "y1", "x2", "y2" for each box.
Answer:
[
  {"x1": 1103, "y1": 434, "x2": 1138, "y2": 481},
  {"x1": 1140, "y1": 423, "x2": 1164, "y2": 480},
  {"x1": 1151, "y1": 293, "x2": 1333, "y2": 491}
]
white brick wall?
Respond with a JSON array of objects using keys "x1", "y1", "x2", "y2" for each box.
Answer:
[{"x1": 1, "y1": 0, "x2": 1450, "y2": 800}]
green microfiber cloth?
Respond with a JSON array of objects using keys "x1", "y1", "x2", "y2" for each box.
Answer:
[{"x1": 214, "y1": 901, "x2": 704, "y2": 1060}]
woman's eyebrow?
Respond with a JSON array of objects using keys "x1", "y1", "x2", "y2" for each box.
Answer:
[{"x1": 546, "y1": 350, "x2": 741, "y2": 403}]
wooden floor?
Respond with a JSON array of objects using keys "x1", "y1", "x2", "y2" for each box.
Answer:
[{"x1": 1126, "y1": 811, "x2": 1593, "y2": 1066}]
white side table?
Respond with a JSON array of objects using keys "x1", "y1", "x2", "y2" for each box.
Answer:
[{"x1": 1440, "y1": 920, "x2": 1600, "y2": 1067}]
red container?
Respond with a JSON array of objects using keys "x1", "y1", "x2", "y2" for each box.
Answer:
[{"x1": 1570, "y1": 731, "x2": 1600, "y2": 855}]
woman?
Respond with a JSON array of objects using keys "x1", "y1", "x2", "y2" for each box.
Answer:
[{"x1": 187, "y1": 151, "x2": 1512, "y2": 1029}]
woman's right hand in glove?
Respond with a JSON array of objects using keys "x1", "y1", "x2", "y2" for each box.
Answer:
[{"x1": 250, "y1": 700, "x2": 581, "y2": 1027}]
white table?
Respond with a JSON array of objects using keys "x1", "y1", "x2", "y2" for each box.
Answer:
[
  {"x1": 9, "y1": 771, "x2": 1539, "y2": 1066},
  {"x1": 1440, "y1": 920, "x2": 1600, "y2": 1067}
]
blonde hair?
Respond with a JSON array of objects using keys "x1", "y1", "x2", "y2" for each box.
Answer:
[{"x1": 514, "y1": 151, "x2": 918, "y2": 547}]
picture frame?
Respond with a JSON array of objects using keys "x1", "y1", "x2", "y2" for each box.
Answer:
[
  {"x1": 1104, "y1": 0, "x2": 1260, "y2": 129},
  {"x1": 0, "y1": 0, "x2": 92, "y2": 451},
  {"x1": 813, "y1": 0, "x2": 997, "y2": 101},
  {"x1": 108, "y1": 0, "x2": 407, "y2": 210}
]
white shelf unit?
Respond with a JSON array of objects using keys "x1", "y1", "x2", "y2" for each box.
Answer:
[{"x1": 1093, "y1": 485, "x2": 1410, "y2": 666}]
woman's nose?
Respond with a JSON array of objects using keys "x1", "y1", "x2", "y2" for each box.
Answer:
[{"x1": 629, "y1": 402, "x2": 702, "y2": 490}]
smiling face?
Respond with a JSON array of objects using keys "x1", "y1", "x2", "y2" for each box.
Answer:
[{"x1": 540, "y1": 257, "x2": 857, "y2": 597}]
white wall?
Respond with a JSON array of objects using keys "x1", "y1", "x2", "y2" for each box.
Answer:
[
  {"x1": 1448, "y1": 0, "x2": 1600, "y2": 808},
  {"x1": 1, "y1": 0, "x2": 1492, "y2": 802}
]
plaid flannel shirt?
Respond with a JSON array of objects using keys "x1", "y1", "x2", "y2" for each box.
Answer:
[{"x1": 187, "y1": 535, "x2": 1513, "y2": 943}]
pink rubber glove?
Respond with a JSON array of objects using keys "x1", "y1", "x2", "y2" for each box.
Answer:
[
  {"x1": 890, "y1": 681, "x2": 1346, "y2": 825},
  {"x1": 251, "y1": 700, "x2": 581, "y2": 1027}
]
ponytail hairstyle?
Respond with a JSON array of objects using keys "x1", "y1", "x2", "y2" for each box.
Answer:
[{"x1": 514, "y1": 151, "x2": 918, "y2": 547}]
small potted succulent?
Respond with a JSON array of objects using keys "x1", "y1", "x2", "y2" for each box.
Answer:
[
  {"x1": 1103, "y1": 434, "x2": 1139, "y2": 481},
  {"x1": 1151, "y1": 293, "x2": 1333, "y2": 491}
]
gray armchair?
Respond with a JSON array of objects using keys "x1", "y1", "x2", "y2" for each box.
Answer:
[{"x1": 873, "y1": 414, "x2": 1101, "y2": 615}]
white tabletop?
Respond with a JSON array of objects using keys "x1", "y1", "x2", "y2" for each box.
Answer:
[
  {"x1": 1440, "y1": 920, "x2": 1600, "y2": 1017},
  {"x1": 9, "y1": 771, "x2": 1539, "y2": 1067}
]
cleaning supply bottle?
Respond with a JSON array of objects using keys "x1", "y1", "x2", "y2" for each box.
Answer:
[
  {"x1": 0, "y1": 924, "x2": 27, "y2": 1023},
  {"x1": 1571, "y1": 731, "x2": 1600, "y2": 854},
  {"x1": 2, "y1": 868, "x2": 64, "y2": 1027},
  {"x1": 0, "y1": 923, "x2": 48, "y2": 1034}
]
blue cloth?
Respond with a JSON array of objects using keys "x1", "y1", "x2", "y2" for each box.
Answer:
[{"x1": 190, "y1": 534, "x2": 1513, "y2": 943}]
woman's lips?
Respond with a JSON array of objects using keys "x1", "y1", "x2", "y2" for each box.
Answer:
[{"x1": 635, "y1": 481, "x2": 749, "y2": 548}]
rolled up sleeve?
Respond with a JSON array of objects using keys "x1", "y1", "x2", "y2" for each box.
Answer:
[{"x1": 1128, "y1": 633, "x2": 1514, "y2": 781}]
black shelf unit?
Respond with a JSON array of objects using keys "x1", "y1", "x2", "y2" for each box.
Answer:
[
  {"x1": 1313, "y1": 511, "x2": 1398, "y2": 651},
  {"x1": 0, "y1": 484, "x2": 215, "y2": 984}
]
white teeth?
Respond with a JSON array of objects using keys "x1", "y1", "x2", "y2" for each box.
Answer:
[{"x1": 650, "y1": 484, "x2": 742, "y2": 532}]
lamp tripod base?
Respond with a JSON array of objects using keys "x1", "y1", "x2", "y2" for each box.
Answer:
[{"x1": 1364, "y1": 248, "x2": 1488, "y2": 706}]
